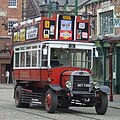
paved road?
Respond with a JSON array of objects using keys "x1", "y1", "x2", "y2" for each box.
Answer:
[{"x1": 0, "y1": 84, "x2": 120, "y2": 120}]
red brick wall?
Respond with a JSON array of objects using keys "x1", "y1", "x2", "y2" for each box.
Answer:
[
  {"x1": 0, "y1": 0, "x2": 22, "y2": 36},
  {"x1": 86, "y1": 0, "x2": 120, "y2": 39},
  {"x1": 0, "y1": 0, "x2": 22, "y2": 83}
]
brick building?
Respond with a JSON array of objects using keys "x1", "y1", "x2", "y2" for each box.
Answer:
[{"x1": 0, "y1": 0, "x2": 22, "y2": 83}]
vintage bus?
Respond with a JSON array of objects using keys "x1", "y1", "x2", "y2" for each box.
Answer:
[{"x1": 12, "y1": 14, "x2": 109, "y2": 114}]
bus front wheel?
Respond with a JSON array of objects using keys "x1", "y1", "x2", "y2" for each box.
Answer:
[{"x1": 45, "y1": 88, "x2": 57, "y2": 113}]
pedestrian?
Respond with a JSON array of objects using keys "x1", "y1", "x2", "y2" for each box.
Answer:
[{"x1": 6, "y1": 71, "x2": 10, "y2": 84}]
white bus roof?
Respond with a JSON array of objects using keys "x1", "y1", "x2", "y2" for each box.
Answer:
[{"x1": 13, "y1": 40, "x2": 96, "y2": 50}]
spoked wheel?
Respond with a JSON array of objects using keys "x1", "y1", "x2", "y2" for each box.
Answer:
[
  {"x1": 95, "y1": 92, "x2": 108, "y2": 115},
  {"x1": 15, "y1": 86, "x2": 30, "y2": 108},
  {"x1": 45, "y1": 88, "x2": 57, "y2": 113}
]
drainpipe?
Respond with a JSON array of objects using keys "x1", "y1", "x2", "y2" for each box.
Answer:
[{"x1": 109, "y1": 44, "x2": 113, "y2": 101}]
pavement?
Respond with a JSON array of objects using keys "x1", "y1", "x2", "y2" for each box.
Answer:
[
  {"x1": 0, "y1": 83, "x2": 120, "y2": 109},
  {"x1": 108, "y1": 94, "x2": 120, "y2": 109}
]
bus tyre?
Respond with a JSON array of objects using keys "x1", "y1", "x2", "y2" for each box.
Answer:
[
  {"x1": 45, "y1": 88, "x2": 57, "y2": 113},
  {"x1": 15, "y1": 86, "x2": 30, "y2": 108},
  {"x1": 95, "y1": 92, "x2": 108, "y2": 115}
]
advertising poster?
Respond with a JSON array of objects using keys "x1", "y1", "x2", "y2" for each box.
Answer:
[
  {"x1": 44, "y1": 29, "x2": 50, "y2": 38},
  {"x1": 76, "y1": 22, "x2": 89, "y2": 41},
  {"x1": 26, "y1": 25, "x2": 38, "y2": 40},
  {"x1": 60, "y1": 20, "x2": 72, "y2": 30},
  {"x1": 43, "y1": 20, "x2": 55, "y2": 39},
  {"x1": 77, "y1": 30, "x2": 81, "y2": 39},
  {"x1": 19, "y1": 28, "x2": 26, "y2": 42},
  {"x1": 50, "y1": 25, "x2": 55, "y2": 35},
  {"x1": 14, "y1": 31, "x2": 19, "y2": 42},
  {"x1": 58, "y1": 15, "x2": 75, "y2": 40},
  {"x1": 59, "y1": 30, "x2": 72, "y2": 40}
]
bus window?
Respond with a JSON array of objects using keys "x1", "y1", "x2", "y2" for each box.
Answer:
[
  {"x1": 41, "y1": 47, "x2": 48, "y2": 67},
  {"x1": 38, "y1": 50, "x2": 40, "y2": 67},
  {"x1": 32, "y1": 50, "x2": 37, "y2": 67},
  {"x1": 15, "y1": 53, "x2": 19, "y2": 67},
  {"x1": 26, "y1": 51, "x2": 31, "y2": 67},
  {"x1": 50, "y1": 48, "x2": 60, "y2": 67},
  {"x1": 20, "y1": 52, "x2": 25, "y2": 67}
]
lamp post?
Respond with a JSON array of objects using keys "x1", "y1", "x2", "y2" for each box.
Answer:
[
  {"x1": 48, "y1": 0, "x2": 51, "y2": 17},
  {"x1": 75, "y1": 0, "x2": 78, "y2": 15}
]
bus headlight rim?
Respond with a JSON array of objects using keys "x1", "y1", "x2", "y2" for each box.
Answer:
[{"x1": 65, "y1": 81, "x2": 72, "y2": 89}]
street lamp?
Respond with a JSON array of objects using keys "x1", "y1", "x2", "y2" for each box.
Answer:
[
  {"x1": 48, "y1": 0, "x2": 59, "y2": 17},
  {"x1": 75, "y1": 0, "x2": 78, "y2": 15}
]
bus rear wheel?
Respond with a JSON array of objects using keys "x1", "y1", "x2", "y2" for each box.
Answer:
[
  {"x1": 45, "y1": 88, "x2": 57, "y2": 113},
  {"x1": 15, "y1": 86, "x2": 30, "y2": 108}
]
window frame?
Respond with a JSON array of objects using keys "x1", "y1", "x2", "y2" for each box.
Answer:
[
  {"x1": 8, "y1": 20, "x2": 18, "y2": 34},
  {"x1": 14, "y1": 44, "x2": 41, "y2": 69},
  {"x1": 97, "y1": 5, "x2": 115, "y2": 36},
  {"x1": 99, "y1": 10, "x2": 113, "y2": 35},
  {"x1": 8, "y1": 0, "x2": 17, "y2": 8}
]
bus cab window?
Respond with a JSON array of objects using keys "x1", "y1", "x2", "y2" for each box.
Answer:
[{"x1": 50, "y1": 48, "x2": 60, "y2": 67}]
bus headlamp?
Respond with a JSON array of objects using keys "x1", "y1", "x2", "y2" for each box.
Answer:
[
  {"x1": 92, "y1": 81, "x2": 100, "y2": 89},
  {"x1": 65, "y1": 81, "x2": 72, "y2": 89}
]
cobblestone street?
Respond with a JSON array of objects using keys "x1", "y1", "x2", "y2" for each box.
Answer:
[{"x1": 0, "y1": 84, "x2": 120, "y2": 120}]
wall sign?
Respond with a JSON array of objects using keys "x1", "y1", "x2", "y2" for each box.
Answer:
[{"x1": 114, "y1": 18, "x2": 120, "y2": 28}]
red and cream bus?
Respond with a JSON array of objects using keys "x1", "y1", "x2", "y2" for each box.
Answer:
[{"x1": 12, "y1": 14, "x2": 109, "y2": 114}]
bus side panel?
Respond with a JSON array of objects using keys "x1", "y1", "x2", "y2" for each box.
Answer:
[
  {"x1": 13, "y1": 70, "x2": 19, "y2": 80},
  {"x1": 40, "y1": 69, "x2": 49, "y2": 81},
  {"x1": 30, "y1": 69, "x2": 40, "y2": 81},
  {"x1": 19, "y1": 69, "x2": 31, "y2": 80}
]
